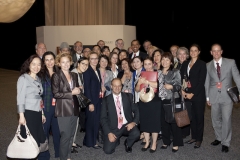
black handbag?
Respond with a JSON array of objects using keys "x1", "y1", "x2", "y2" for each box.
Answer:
[
  {"x1": 163, "y1": 92, "x2": 192, "y2": 124},
  {"x1": 227, "y1": 86, "x2": 240, "y2": 103},
  {"x1": 76, "y1": 93, "x2": 91, "y2": 108}
]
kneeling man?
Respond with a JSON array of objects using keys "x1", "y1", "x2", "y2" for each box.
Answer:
[{"x1": 101, "y1": 78, "x2": 140, "y2": 154}]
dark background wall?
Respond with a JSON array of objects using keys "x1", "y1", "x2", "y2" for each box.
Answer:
[{"x1": 0, "y1": 1, "x2": 239, "y2": 70}]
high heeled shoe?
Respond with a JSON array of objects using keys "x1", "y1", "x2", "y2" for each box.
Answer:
[
  {"x1": 185, "y1": 139, "x2": 196, "y2": 144},
  {"x1": 160, "y1": 144, "x2": 169, "y2": 149},
  {"x1": 141, "y1": 143, "x2": 151, "y2": 151},
  {"x1": 172, "y1": 146, "x2": 179, "y2": 153},
  {"x1": 150, "y1": 144, "x2": 158, "y2": 153}
]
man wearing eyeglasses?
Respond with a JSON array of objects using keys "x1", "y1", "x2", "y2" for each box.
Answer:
[
  {"x1": 72, "y1": 41, "x2": 84, "y2": 63},
  {"x1": 35, "y1": 42, "x2": 47, "y2": 59}
]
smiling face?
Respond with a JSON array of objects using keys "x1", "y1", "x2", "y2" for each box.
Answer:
[
  {"x1": 89, "y1": 53, "x2": 99, "y2": 67},
  {"x1": 153, "y1": 51, "x2": 161, "y2": 64},
  {"x1": 59, "y1": 56, "x2": 71, "y2": 71},
  {"x1": 121, "y1": 60, "x2": 130, "y2": 71},
  {"x1": 78, "y1": 59, "x2": 89, "y2": 73},
  {"x1": 131, "y1": 40, "x2": 140, "y2": 53},
  {"x1": 190, "y1": 46, "x2": 200, "y2": 59},
  {"x1": 74, "y1": 42, "x2": 83, "y2": 53},
  {"x1": 133, "y1": 57, "x2": 143, "y2": 70},
  {"x1": 111, "y1": 78, "x2": 122, "y2": 95},
  {"x1": 144, "y1": 59, "x2": 154, "y2": 71},
  {"x1": 177, "y1": 49, "x2": 188, "y2": 63},
  {"x1": 29, "y1": 57, "x2": 41, "y2": 75},
  {"x1": 99, "y1": 57, "x2": 108, "y2": 69},
  {"x1": 116, "y1": 39, "x2": 124, "y2": 49},
  {"x1": 111, "y1": 54, "x2": 118, "y2": 65},
  {"x1": 102, "y1": 48, "x2": 110, "y2": 57},
  {"x1": 119, "y1": 51, "x2": 127, "y2": 60},
  {"x1": 161, "y1": 57, "x2": 172, "y2": 70},
  {"x1": 210, "y1": 44, "x2": 223, "y2": 61},
  {"x1": 44, "y1": 54, "x2": 55, "y2": 69},
  {"x1": 36, "y1": 43, "x2": 46, "y2": 58}
]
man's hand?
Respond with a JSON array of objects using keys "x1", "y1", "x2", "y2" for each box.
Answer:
[
  {"x1": 125, "y1": 122, "x2": 136, "y2": 131},
  {"x1": 89, "y1": 104, "x2": 94, "y2": 112},
  {"x1": 207, "y1": 101, "x2": 211, "y2": 106},
  {"x1": 108, "y1": 133, "x2": 117, "y2": 142}
]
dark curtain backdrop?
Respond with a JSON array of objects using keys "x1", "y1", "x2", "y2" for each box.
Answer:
[
  {"x1": 125, "y1": 1, "x2": 239, "y2": 68},
  {"x1": 0, "y1": 0, "x2": 239, "y2": 70}
]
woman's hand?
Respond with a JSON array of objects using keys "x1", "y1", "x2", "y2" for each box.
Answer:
[
  {"x1": 42, "y1": 114, "x2": 46, "y2": 124},
  {"x1": 164, "y1": 83, "x2": 173, "y2": 90},
  {"x1": 19, "y1": 113, "x2": 26, "y2": 125},
  {"x1": 101, "y1": 85, "x2": 106, "y2": 93},
  {"x1": 89, "y1": 104, "x2": 94, "y2": 112},
  {"x1": 138, "y1": 77, "x2": 146, "y2": 85},
  {"x1": 185, "y1": 93, "x2": 194, "y2": 99},
  {"x1": 72, "y1": 87, "x2": 80, "y2": 95}
]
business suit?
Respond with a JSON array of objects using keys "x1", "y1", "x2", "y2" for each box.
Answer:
[
  {"x1": 101, "y1": 93, "x2": 140, "y2": 154},
  {"x1": 205, "y1": 58, "x2": 240, "y2": 147},
  {"x1": 180, "y1": 59, "x2": 207, "y2": 142},
  {"x1": 129, "y1": 51, "x2": 148, "y2": 60},
  {"x1": 83, "y1": 66, "x2": 102, "y2": 147},
  {"x1": 51, "y1": 70, "x2": 80, "y2": 160}
]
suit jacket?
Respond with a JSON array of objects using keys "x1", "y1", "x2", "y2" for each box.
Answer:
[
  {"x1": 101, "y1": 93, "x2": 139, "y2": 135},
  {"x1": 17, "y1": 73, "x2": 43, "y2": 113},
  {"x1": 129, "y1": 51, "x2": 148, "y2": 60},
  {"x1": 51, "y1": 70, "x2": 80, "y2": 117},
  {"x1": 83, "y1": 66, "x2": 102, "y2": 105},
  {"x1": 205, "y1": 58, "x2": 240, "y2": 104},
  {"x1": 180, "y1": 59, "x2": 207, "y2": 101}
]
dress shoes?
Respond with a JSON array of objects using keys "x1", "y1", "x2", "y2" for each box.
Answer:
[
  {"x1": 150, "y1": 144, "x2": 157, "y2": 153},
  {"x1": 71, "y1": 148, "x2": 78, "y2": 153},
  {"x1": 222, "y1": 145, "x2": 229, "y2": 153},
  {"x1": 72, "y1": 143, "x2": 82, "y2": 149},
  {"x1": 124, "y1": 139, "x2": 132, "y2": 153},
  {"x1": 194, "y1": 141, "x2": 202, "y2": 148},
  {"x1": 92, "y1": 145, "x2": 102, "y2": 149},
  {"x1": 185, "y1": 139, "x2": 197, "y2": 144},
  {"x1": 211, "y1": 140, "x2": 221, "y2": 146},
  {"x1": 141, "y1": 143, "x2": 151, "y2": 151},
  {"x1": 160, "y1": 145, "x2": 169, "y2": 149},
  {"x1": 140, "y1": 142, "x2": 146, "y2": 145},
  {"x1": 172, "y1": 146, "x2": 179, "y2": 153}
]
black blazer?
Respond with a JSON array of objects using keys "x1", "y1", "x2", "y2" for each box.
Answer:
[
  {"x1": 129, "y1": 51, "x2": 148, "y2": 60},
  {"x1": 180, "y1": 59, "x2": 207, "y2": 101},
  {"x1": 83, "y1": 66, "x2": 102, "y2": 105},
  {"x1": 51, "y1": 70, "x2": 80, "y2": 117},
  {"x1": 101, "y1": 93, "x2": 139, "y2": 135}
]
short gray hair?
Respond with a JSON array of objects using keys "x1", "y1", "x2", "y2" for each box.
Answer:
[{"x1": 176, "y1": 47, "x2": 189, "y2": 58}]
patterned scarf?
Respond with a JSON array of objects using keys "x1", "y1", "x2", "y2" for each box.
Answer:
[{"x1": 158, "y1": 70, "x2": 167, "y2": 99}]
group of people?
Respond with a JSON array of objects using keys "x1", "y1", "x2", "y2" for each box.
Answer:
[{"x1": 16, "y1": 38, "x2": 240, "y2": 159}]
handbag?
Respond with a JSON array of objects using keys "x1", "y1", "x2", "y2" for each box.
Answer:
[
  {"x1": 227, "y1": 86, "x2": 240, "y2": 103},
  {"x1": 76, "y1": 92, "x2": 91, "y2": 108},
  {"x1": 6, "y1": 124, "x2": 40, "y2": 159},
  {"x1": 163, "y1": 91, "x2": 192, "y2": 126},
  {"x1": 139, "y1": 85, "x2": 155, "y2": 103}
]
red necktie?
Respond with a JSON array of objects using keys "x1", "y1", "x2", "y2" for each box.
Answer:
[
  {"x1": 133, "y1": 53, "x2": 136, "y2": 58},
  {"x1": 216, "y1": 63, "x2": 221, "y2": 79},
  {"x1": 116, "y1": 96, "x2": 123, "y2": 129}
]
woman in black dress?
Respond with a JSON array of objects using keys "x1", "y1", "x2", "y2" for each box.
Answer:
[{"x1": 135, "y1": 57, "x2": 162, "y2": 153}]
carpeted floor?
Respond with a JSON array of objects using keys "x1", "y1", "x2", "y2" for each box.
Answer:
[{"x1": 1, "y1": 68, "x2": 240, "y2": 160}]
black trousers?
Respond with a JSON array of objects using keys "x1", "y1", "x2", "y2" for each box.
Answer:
[
  {"x1": 103, "y1": 124, "x2": 140, "y2": 154},
  {"x1": 161, "y1": 100, "x2": 183, "y2": 146},
  {"x1": 190, "y1": 100, "x2": 205, "y2": 141}
]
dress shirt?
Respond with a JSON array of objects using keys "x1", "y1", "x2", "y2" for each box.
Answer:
[
  {"x1": 131, "y1": 51, "x2": 140, "y2": 59},
  {"x1": 113, "y1": 93, "x2": 127, "y2": 125}
]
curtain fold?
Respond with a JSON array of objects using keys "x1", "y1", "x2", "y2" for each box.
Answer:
[{"x1": 44, "y1": 0, "x2": 125, "y2": 25}]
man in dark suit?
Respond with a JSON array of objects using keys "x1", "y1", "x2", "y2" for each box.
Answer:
[
  {"x1": 101, "y1": 78, "x2": 140, "y2": 154},
  {"x1": 205, "y1": 44, "x2": 240, "y2": 153},
  {"x1": 128, "y1": 39, "x2": 148, "y2": 60}
]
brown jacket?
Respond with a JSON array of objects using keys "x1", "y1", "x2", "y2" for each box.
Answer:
[{"x1": 51, "y1": 70, "x2": 80, "y2": 117}]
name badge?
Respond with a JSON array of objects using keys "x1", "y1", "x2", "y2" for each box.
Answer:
[
  {"x1": 187, "y1": 81, "x2": 192, "y2": 88},
  {"x1": 52, "y1": 98, "x2": 56, "y2": 106},
  {"x1": 118, "y1": 116, "x2": 123, "y2": 124},
  {"x1": 216, "y1": 82, "x2": 222, "y2": 89}
]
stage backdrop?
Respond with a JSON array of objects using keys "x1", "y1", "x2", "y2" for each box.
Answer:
[{"x1": 36, "y1": 25, "x2": 136, "y2": 54}]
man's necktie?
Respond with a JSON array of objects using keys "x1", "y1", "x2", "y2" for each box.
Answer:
[
  {"x1": 133, "y1": 53, "x2": 136, "y2": 58},
  {"x1": 116, "y1": 96, "x2": 122, "y2": 129},
  {"x1": 216, "y1": 62, "x2": 221, "y2": 79}
]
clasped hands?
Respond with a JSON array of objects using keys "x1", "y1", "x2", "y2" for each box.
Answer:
[
  {"x1": 182, "y1": 90, "x2": 194, "y2": 99},
  {"x1": 108, "y1": 122, "x2": 136, "y2": 142}
]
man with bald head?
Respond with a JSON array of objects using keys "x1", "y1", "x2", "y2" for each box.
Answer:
[
  {"x1": 35, "y1": 42, "x2": 46, "y2": 59},
  {"x1": 205, "y1": 43, "x2": 240, "y2": 153}
]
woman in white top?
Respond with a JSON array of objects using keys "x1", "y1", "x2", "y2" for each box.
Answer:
[{"x1": 108, "y1": 52, "x2": 119, "y2": 78}]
